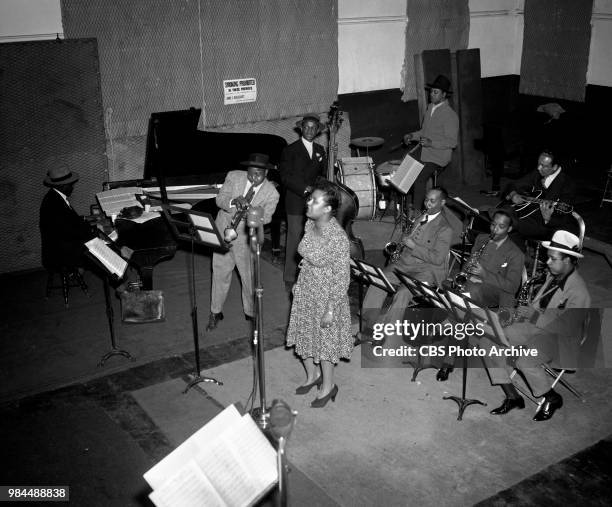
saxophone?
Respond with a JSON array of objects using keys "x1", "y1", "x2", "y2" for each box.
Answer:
[
  {"x1": 383, "y1": 210, "x2": 424, "y2": 263},
  {"x1": 453, "y1": 233, "x2": 494, "y2": 290},
  {"x1": 498, "y1": 277, "x2": 536, "y2": 327},
  {"x1": 224, "y1": 186, "x2": 256, "y2": 243}
]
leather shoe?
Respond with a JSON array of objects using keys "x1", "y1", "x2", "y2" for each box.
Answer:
[
  {"x1": 311, "y1": 385, "x2": 338, "y2": 408},
  {"x1": 295, "y1": 376, "x2": 323, "y2": 395},
  {"x1": 533, "y1": 394, "x2": 563, "y2": 421},
  {"x1": 490, "y1": 396, "x2": 525, "y2": 415},
  {"x1": 436, "y1": 365, "x2": 454, "y2": 381},
  {"x1": 206, "y1": 312, "x2": 224, "y2": 331}
]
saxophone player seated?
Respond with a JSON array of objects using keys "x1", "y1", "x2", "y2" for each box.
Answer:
[
  {"x1": 356, "y1": 187, "x2": 454, "y2": 344},
  {"x1": 436, "y1": 209, "x2": 525, "y2": 381},
  {"x1": 207, "y1": 153, "x2": 279, "y2": 331}
]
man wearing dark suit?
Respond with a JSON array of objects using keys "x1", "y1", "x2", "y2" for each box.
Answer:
[
  {"x1": 435, "y1": 208, "x2": 525, "y2": 381},
  {"x1": 207, "y1": 153, "x2": 280, "y2": 331},
  {"x1": 39, "y1": 166, "x2": 94, "y2": 271},
  {"x1": 502, "y1": 149, "x2": 577, "y2": 249},
  {"x1": 280, "y1": 115, "x2": 327, "y2": 290},
  {"x1": 358, "y1": 187, "x2": 454, "y2": 341}
]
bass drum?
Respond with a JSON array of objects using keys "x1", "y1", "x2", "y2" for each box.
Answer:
[{"x1": 336, "y1": 157, "x2": 377, "y2": 220}]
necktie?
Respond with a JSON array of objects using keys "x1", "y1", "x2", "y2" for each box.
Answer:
[
  {"x1": 244, "y1": 185, "x2": 256, "y2": 202},
  {"x1": 541, "y1": 177, "x2": 548, "y2": 189}
]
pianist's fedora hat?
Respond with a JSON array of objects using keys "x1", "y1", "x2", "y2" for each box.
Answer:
[
  {"x1": 240, "y1": 153, "x2": 275, "y2": 170},
  {"x1": 295, "y1": 115, "x2": 325, "y2": 133},
  {"x1": 542, "y1": 230, "x2": 584, "y2": 258},
  {"x1": 44, "y1": 166, "x2": 80, "y2": 187},
  {"x1": 425, "y1": 75, "x2": 453, "y2": 94}
]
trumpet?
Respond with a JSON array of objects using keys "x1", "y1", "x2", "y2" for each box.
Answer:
[
  {"x1": 224, "y1": 187, "x2": 256, "y2": 243},
  {"x1": 453, "y1": 233, "x2": 494, "y2": 290},
  {"x1": 383, "y1": 210, "x2": 425, "y2": 263}
]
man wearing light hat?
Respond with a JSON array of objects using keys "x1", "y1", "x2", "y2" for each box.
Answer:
[
  {"x1": 280, "y1": 115, "x2": 327, "y2": 291},
  {"x1": 487, "y1": 230, "x2": 590, "y2": 422},
  {"x1": 403, "y1": 75, "x2": 459, "y2": 210},
  {"x1": 39, "y1": 165, "x2": 94, "y2": 271}
]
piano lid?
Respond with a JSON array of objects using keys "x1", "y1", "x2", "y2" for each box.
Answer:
[{"x1": 143, "y1": 107, "x2": 202, "y2": 181}]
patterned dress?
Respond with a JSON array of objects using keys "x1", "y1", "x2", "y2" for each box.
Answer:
[{"x1": 286, "y1": 217, "x2": 353, "y2": 364}]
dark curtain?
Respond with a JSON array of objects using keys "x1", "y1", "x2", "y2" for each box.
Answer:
[
  {"x1": 402, "y1": 0, "x2": 469, "y2": 102},
  {"x1": 61, "y1": 0, "x2": 338, "y2": 132},
  {"x1": 520, "y1": 0, "x2": 593, "y2": 101}
]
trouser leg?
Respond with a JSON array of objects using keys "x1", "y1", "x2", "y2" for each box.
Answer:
[
  {"x1": 284, "y1": 214, "x2": 305, "y2": 283},
  {"x1": 211, "y1": 250, "x2": 236, "y2": 314},
  {"x1": 234, "y1": 243, "x2": 254, "y2": 317}
]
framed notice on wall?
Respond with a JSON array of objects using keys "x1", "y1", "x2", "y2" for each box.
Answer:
[{"x1": 223, "y1": 78, "x2": 257, "y2": 105}]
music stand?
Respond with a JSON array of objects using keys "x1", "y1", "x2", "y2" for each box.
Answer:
[
  {"x1": 353, "y1": 259, "x2": 396, "y2": 345},
  {"x1": 161, "y1": 203, "x2": 227, "y2": 392},
  {"x1": 395, "y1": 272, "x2": 452, "y2": 381},
  {"x1": 440, "y1": 288, "x2": 510, "y2": 420},
  {"x1": 85, "y1": 233, "x2": 135, "y2": 366}
]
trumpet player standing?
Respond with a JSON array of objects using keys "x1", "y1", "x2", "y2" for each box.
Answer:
[
  {"x1": 358, "y1": 187, "x2": 453, "y2": 342},
  {"x1": 207, "y1": 153, "x2": 279, "y2": 331}
]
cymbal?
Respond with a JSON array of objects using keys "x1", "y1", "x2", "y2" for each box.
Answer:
[{"x1": 350, "y1": 136, "x2": 384, "y2": 148}]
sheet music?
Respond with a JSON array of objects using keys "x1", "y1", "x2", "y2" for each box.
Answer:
[
  {"x1": 149, "y1": 461, "x2": 225, "y2": 507},
  {"x1": 96, "y1": 187, "x2": 143, "y2": 217},
  {"x1": 85, "y1": 238, "x2": 128, "y2": 278},
  {"x1": 144, "y1": 405, "x2": 242, "y2": 490},
  {"x1": 144, "y1": 406, "x2": 277, "y2": 507}
]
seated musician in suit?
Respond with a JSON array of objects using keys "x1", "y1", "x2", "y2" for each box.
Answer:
[
  {"x1": 501, "y1": 149, "x2": 577, "y2": 249},
  {"x1": 486, "y1": 231, "x2": 590, "y2": 421},
  {"x1": 435, "y1": 208, "x2": 525, "y2": 381},
  {"x1": 357, "y1": 187, "x2": 454, "y2": 342},
  {"x1": 207, "y1": 153, "x2": 280, "y2": 331},
  {"x1": 39, "y1": 165, "x2": 95, "y2": 271},
  {"x1": 280, "y1": 115, "x2": 327, "y2": 292}
]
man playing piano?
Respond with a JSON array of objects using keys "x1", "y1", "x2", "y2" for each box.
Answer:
[{"x1": 207, "y1": 153, "x2": 279, "y2": 331}]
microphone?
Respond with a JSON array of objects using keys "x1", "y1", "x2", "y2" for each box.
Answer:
[
  {"x1": 247, "y1": 206, "x2": 264, "y2": 249},
  {"x1": 269, "y1": 399, "x2": 296, "y2": 441}
]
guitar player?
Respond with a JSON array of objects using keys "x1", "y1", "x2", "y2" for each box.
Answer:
[{"x1": 501, "y1": 149, "x2": 578, "y2": 251}]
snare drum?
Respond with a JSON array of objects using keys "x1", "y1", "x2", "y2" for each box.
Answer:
[{"x1": 375, "y1": 160, "x2": 402, "y2": 188}]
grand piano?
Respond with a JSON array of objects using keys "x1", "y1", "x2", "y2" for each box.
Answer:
[{"x1": 109, "y1": 108, "x2": 288, "y2": 288}]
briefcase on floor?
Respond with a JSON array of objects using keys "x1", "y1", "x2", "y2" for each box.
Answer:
[{"x1": 120, "y1": 289, "x2": 165, "y2": 323}]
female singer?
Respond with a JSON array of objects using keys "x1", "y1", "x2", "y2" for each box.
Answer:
[{"x1": 286, "y1": 180, "x2": 353, "y2": 407}]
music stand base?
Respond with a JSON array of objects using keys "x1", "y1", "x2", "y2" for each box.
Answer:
[
  {"x1": 183, "y1": 374, "x2": 223, "y2": 393},
  {"x1": 443, "y1": 395, "x2": 487, "y2": 421},
  {"x1": 98, "y1": 348, "x2": 134, "y2": 367},
  {"x1": 403, "y1": 361, "x2": 437, "y2": 382},
  {"x1": 250, "y1": 406, "x2": 270, "y2": 430}
]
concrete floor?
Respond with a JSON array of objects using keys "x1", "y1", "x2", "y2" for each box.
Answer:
[{"x1": 2, "y1": 177, "x2": 612, "y2": 506}]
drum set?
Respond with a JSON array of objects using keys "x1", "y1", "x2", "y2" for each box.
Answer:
[{"x1": 331, "y1": 136, "x2": 413, "y2": 225}]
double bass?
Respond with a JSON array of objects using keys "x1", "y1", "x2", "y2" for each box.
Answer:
[{"x1": 325, "y1": 103, "x2": 365, "y2": 259}]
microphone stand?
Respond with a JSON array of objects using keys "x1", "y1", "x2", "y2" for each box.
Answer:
[
  {"x1": 183, "y1": 223, "x2": 222, "y2": 393},
  {"x1": 248, "y1": 208, "x2": 269, "y2": 429}
]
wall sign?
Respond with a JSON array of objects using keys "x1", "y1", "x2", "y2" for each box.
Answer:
[{"x1": 223, "y1": 78, "x2": 257, "y2": 105}]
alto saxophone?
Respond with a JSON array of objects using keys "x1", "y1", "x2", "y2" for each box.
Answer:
[
  {"x1": 384, "y1": 210, "x2": 424, "y2": 263},
  {"x1": 453, "y1": 233, "x2": 494, "y2": 290},
  {"x1": 499, "y1": 276, "x2": 536, "y2": 327}
]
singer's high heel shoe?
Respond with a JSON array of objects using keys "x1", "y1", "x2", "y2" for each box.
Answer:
[
  {"x1": 311, "y1": 385, "x2": 338, "y2": 408},
  {"x1": 295, "y1": 375, "x2": 323, "y2": 395}
]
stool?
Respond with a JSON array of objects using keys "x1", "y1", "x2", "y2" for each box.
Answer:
[
  {"x1": 45, "y1": 268, "x2": 89, "y2": 307},
  {"x1": 601, "y1": 165, "x2": 612, "y2": 207}
]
